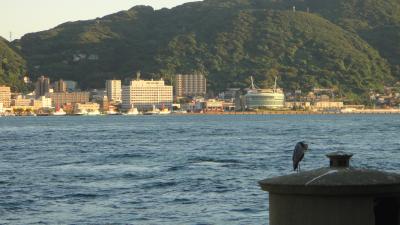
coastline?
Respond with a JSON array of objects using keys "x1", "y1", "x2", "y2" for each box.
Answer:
[{"x1": 2, "y1": 109, "x2": 400, "y2": 117}]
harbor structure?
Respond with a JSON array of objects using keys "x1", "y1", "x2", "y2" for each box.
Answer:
[
  {"x1": 259, "y1": 151, "x2": 400, "y2": 225},
  {"x1": 245, "y1": 77, "x2": 285, "y2": 110},
  {"x1": 122, "y1": 79, "x2": 173, "y2": 110},
  {"x1": 0, "y1": 85, "x2": 11, "y2": 107},
  {"x1": 175, "y1": 73, "x2": 207, "y2": 97},
  {"x1": 35, "y1": 76, "x2": 50, "y2": 98},
  {"x1": 49, "y1": 92, "x2": 90, "y2": 107},
  {"x1": 106, "y1": 80, "x2": 122, "y2": 103}
]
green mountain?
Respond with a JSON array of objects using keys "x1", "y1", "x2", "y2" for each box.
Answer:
[
  {"x1": 0, "y1": 37, "x2": 26, "y2": 91},
  {"x1": 17, "y1": 0, "x2": 400, "y2": 101}
]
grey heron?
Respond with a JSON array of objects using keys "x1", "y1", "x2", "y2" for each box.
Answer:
[{"x1": 292, "y1": 142, "x2": 309, "y2": 172}]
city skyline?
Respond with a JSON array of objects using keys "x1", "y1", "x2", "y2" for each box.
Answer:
[{"x1": 0, "y1": 0, "x2": 199, "y2": 40}]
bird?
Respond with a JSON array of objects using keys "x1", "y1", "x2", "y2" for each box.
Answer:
[{"x1": 292, "y1": 142, "x2": 309, "y2": 172}]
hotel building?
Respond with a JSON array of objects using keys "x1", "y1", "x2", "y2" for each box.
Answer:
[
  {"x1": 49, "y1": 92, "x2": 90, "y2": 107},
  {"x1": 106, "y1": 80, "x2": 122, "y2": 103},
  {"x1": 122, "y1": 79, "x2": 173, "y2": 110},
  {"x1": 175, "y1": 73, "x2": 207, "y2": 97},
  {"x1": 0, "y1": 86, "x2": 11, "y2": 107}
]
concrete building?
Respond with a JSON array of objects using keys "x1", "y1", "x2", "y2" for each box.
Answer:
[
  {"x1": 106, "y1": 80, "x2": 122, "y2": 103},
  {"x1": 205, "y1": 99, "x2": 224, "y2": 112},
  {"x1": 313, "y1": 101, "x2": 344, "y2": 110},
  {"x1": 11, "y1": 95, "x2": 31, "y2": 107},
  {"x1": 0, "y1": 102, "x2": 3, "y2": 113},
  {"x1": 32, "y1": 96, "x2": 52, "y2": 109},
  {"x1": 0, "y1": 86, "x2": 11, "y2": 107},
  {"x1": 285, "y1": 101, "x2": 312, "y2": 110},
  {"x1": 49, "y1": 92, "x2": 90, "y2": 107},
  {"x1": 259, "y1": 152, "x2": 400, "y2": 225},
  {"x1": 175, "y1": 73, "x2": 207, "y2": 97},
  {"x1": 54, "y1": 79, "x2": 67, "y2": 93},
  {"x1": 122, "y1": 79, "x2": 173, "y2": 110},
  {"x1": 35, "y1": 76, "x2": 50, "y2": 98}
]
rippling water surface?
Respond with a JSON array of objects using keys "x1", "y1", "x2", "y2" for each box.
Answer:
[{"x1": 1, "y1": 115, "x2": 400, "y2": 224}]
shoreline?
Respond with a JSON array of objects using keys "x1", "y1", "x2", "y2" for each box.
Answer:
[
  {"x1": 189, "y1": 110, "x2": 400, "y2": 115},
  {"x1": 2, "y1": 110, "x2": 400, "y2": 117}
]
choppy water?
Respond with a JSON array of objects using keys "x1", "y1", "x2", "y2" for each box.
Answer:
[{"x1": 0, "y1": 115, "x2": 400, "y2": 225}]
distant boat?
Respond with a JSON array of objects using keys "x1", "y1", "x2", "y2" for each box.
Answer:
[
  {"x1": 52, "y1": 108, "x2": 67, "y2": 116},
  {"x1": 124, "y1": 107, "x2": 140, "y2": 116},
  {"x1": 172, "y1": 109, "x2": 188, "y2": 114},
  {"x1": 144, "y1": 105, "x2": 160, "y2": 115},
  {"x1": 159, "y1": 108, "x2": 171, "y2": 115},
  {"x1": 106, "y1": 110, "x2": 122, "y2": 116},
  {"x1": 87, "y1": 110, "x2": 101, "y2": 116},
  {"x1": 74, "y1": 109, "x2": 87, "y2": 116}
]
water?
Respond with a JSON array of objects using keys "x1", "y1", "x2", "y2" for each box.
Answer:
[{"x1": 1, "y1": 115, "x2": 400, "y2": 225}]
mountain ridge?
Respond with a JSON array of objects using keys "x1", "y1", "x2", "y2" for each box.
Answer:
[{"x1": 7, "y1": 0, "x2": 400, "y2": 101}]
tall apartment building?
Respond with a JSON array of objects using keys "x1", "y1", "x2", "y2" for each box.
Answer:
[
  {"x1": 175, "y1": 73, "x2": 207, "y2": 97},
  {"x1": 0, "y1": 86, "x2": 11, "y2": 107},
  {"x1": 106, "y1": 80, "x2": 122, "y2": 103},
  {"x1": 54, "y1": 79, "x2": 67, "y2": 92},
  {"x1": 35, "y1": 76, "x2": 50, "y2": 98},
  {"x1": 49, "y1": 92, "x2": 90, "y2": 107},
  {"x1": 122, "y1": 79, "x2": 173, "y2": 110}
]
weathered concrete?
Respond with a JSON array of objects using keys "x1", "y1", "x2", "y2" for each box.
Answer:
[{"x1": 269, "y1": 194, "x2": 374, "y2": 225}]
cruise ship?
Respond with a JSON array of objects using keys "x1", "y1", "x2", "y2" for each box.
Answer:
[{"x1": 245, "y1": 76, "x2": 285, "y2": 110}]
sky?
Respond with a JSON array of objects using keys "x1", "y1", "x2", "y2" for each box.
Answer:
[{"x1": 0, "y1": 0, "x2": 199, "y2": 40}]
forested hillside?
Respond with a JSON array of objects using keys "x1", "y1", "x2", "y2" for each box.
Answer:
[
  {"x1": 15, "y1": 0, "x2": 400, "y2": 100},
  {"x1": 0, "y1": 37, "x2": 26, "y2": 91}
]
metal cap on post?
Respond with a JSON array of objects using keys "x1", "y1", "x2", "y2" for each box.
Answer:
[{"x1": 326, "y1": 151, "x2": 353, "y2": 168}]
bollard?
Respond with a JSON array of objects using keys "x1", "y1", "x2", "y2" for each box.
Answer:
[{"x1": 259, "y1": 151, "x2": 400, "y2": 225}]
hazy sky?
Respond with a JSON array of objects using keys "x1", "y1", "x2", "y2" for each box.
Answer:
[{"x1": 0, "y1": 0, "x2": 199, "y2": 40}]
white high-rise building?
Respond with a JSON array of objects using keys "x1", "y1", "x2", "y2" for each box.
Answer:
[
  {"x1": 106, "y1": 80, "x2": 122, "y2": 103},
  {"x1": 122, "y1": 79, "x2": 173, "y2": 110}
]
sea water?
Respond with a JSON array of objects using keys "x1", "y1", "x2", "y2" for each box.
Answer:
[{"x1": 1, "y1": 115, "x2": 400, "y2": 224}]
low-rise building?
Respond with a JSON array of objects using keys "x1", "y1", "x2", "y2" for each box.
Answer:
[
  {"x1": 12, "y1": 96, "x2": 32, "y2": 107},
  {"x1": 0, "y1": 102, "x2": 3, "y2": 113},
  {"x1": 313, "y1": 101, "x2": 344, "y2": 110},
  {"x1": 49, "y1": 92, "x2": 90, "y2": 107},
  {"x1": 285, "y1": 102, "x2": 311, "y2": 110},
  {"x1": 205, "y1": 99, "x2": 224, "y2": 112},
  {"x1": 32, "y1": 96, "x2": 52, "y2": 109}
]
